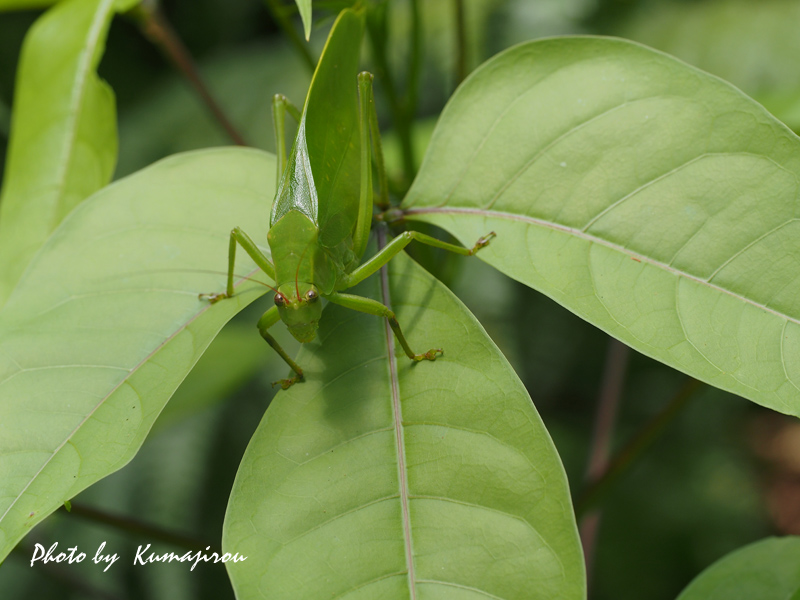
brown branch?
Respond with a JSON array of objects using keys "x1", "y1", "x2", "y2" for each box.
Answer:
[
  {"x1": 579, "y1": 337, "x2": 630, "y2": 587},
  {"x1": 575, "y1": 377, "x2": 702, "y2": 518},
  {"x1": 64, "y1": 502, "x2": 217, "y2": 552},
  {"x1": 132, "y1": 2, "x2": 247, "y2": 146}
]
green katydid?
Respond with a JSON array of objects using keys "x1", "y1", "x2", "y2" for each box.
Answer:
[{"x1": 203, "y1": 7, "x2": 493, "y2": 388}]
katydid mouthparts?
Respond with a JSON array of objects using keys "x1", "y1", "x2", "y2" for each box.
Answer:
[{"x1": 200, "y1": 7, "x2": 494, "y2": 389}]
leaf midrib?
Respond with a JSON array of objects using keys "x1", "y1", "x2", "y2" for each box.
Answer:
[
  {"x1": 377, "y1": 229, "x2": 417, "y2": 599},
  {"x1": 50, "y1": 0, "x2": 115, "y2": 232},
  {"x1": 404, "y1": 206, "x2": 800, "y2": 328}
]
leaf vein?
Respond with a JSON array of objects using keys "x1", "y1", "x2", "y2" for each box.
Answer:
[
  {"x1": 50, "y1": 0, "x2": 115, "y2": 232},
  {"x1": 415, "y1": 579, "x2": 508, "y2": 600},
  {"x1": 379, "y1": 228, "x2": 418, "y2": 599},
  {"x1": 281, "y1": 493, "x2": 400, "y2": 547},
  {"x1": 405, "y1": 206, "x2": 800, "y2": 328}
]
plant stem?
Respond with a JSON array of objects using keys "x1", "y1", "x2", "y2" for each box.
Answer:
[
  {"x1": 262, "y1": 0, "x2": 316, "y2": 72},
  {"x1": 574, "y1": 377, "x2": 702, "y2": 519},
  {"x1": 579, "y1": 337, "x2": 630, "y2": 586},
  {"x1": 367, "y1": 1, "x2": 420, "y2": 191},
  {"x1": 401, "y1": 0, "x2": 422, "y2": 184},
  {"x1": 453, "y1": 0, "x2": 467, "y2": 85},
  {"x1": 63, "y1": 502, "x2": 217, "y2": 552},
  {"x1": 131, "y1": 1, "x2": 247, "y2": 146},
  {"x1": 406, "y1": 0, "x2": 422, "y2": 119}
]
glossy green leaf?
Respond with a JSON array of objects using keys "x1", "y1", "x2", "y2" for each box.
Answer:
[
  {"x1": 0, "y1": 0, "x2": 137, "y2": 308},
  {"x1": 677, "y1": 537, "x2": 800, "y2": 600},
  {"x1": 223, "y1": 250, "x2": 584, "y2": 600},
  {"x1": 403, "y1": 37, "x2": 800, "y2": 417},
  {"x1": 295, "y1": 0, "x2": 311, "y2": 41},
  {"x1": 0, "y1": 147, "x2": 275, "y2": 562}
]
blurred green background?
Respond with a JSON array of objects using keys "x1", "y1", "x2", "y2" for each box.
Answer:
[{"x1": 2, "y1": 0, "x2": 800, "y2": 598}]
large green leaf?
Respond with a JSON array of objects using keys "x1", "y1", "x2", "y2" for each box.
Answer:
[
  {"x1": 403, "y1": 36, "x2": 800, "y2": 417},
  {"x1": 223, "y1": 249, "x2": 584, "y2": 600},
  {"x1": 294, "y1": 0, "x2": 311, "y2": 41},
  {"x1": 0, "y1": 0, "x2": 137, "y2": 308},
  {"x1": 677, "y1": 537, "x2": 800, "y2": 599},
  {"x1": 620, "y1": 0, "x2": 800, "y2": 99},
  {"x1": 0, "y1": 147, "x2": 275, "y2": 562}
]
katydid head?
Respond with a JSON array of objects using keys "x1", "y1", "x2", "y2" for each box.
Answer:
[{"x1": 274, "y1": 282, "x2": 323, "y2": 343}]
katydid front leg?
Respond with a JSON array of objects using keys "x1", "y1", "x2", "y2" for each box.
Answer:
[
  {"x1": 340, "y1": 229, "x2": 496, "y2": 290},
  {"x1": 200, "y1": 89, "x2": 301, "y2": 294},
  {"x1": 326, "y1": 292, "x2": 442, "y2": 362},
  {"x1": 197, "y1": 229, "x2": 303, "y2": 385},
  {"x1": 257, "y1": 305, "x2": 304, "y2": 389},
  {"x1": 198, "y1": 226, "x2": 276, "y2": 303}
]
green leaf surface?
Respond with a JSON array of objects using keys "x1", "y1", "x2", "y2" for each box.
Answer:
[
  {"x1": 676, "y1": 537, "x2": 800, "y2": 600},
  {"x1": 295, "y1": 0, "x2": 311, "y2": 41},
  {"x1": 223, "y1": 249, "x2": 584, "y2": 599},
  {"x1": 0, "y1": 147, "x2": 275, "y2": 562},
  {"x1": 403, "y1": 36, "x2": 800, "y2": 417},
  {"x1": 0, "y1": 0, "x2": 137, "y2": 308}
]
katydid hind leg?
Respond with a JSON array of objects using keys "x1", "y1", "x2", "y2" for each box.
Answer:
[
  {"x1": 272, "y1": 94, "x2": 302, "y2": 184},
  {"x1": 257, "y1": 305, "x2": 304, "y2": 389},
  {"x1": 352, "y1": 72, "x2": 375, "y2": 261},
  {"x1": 365, "y1": 74, "x2": 390, "y2": 210},
  {"x1": 326, "y1": 291, "x2": 442, "y2": 362}
]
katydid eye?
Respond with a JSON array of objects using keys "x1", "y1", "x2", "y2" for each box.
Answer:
[
  {"x1": 274, "y1": 293, "x2": 286, "y2": 307},
  {"x1": 306, "y1": 289, "x2": 319, "y2": 303}
]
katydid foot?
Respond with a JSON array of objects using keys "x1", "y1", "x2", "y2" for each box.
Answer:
[
  {"x1": 198, "y1": 291, "x2": 230, "y2": 304},
  {"x1": 272, "y1": 373, "x2": 303, "y2": 390},
  {"x1": 411, "y1": 347, "x2": 443, "y2": 362},
  {"x1": 468, "y1": 231, "x2": 496, "y2": 255}
]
